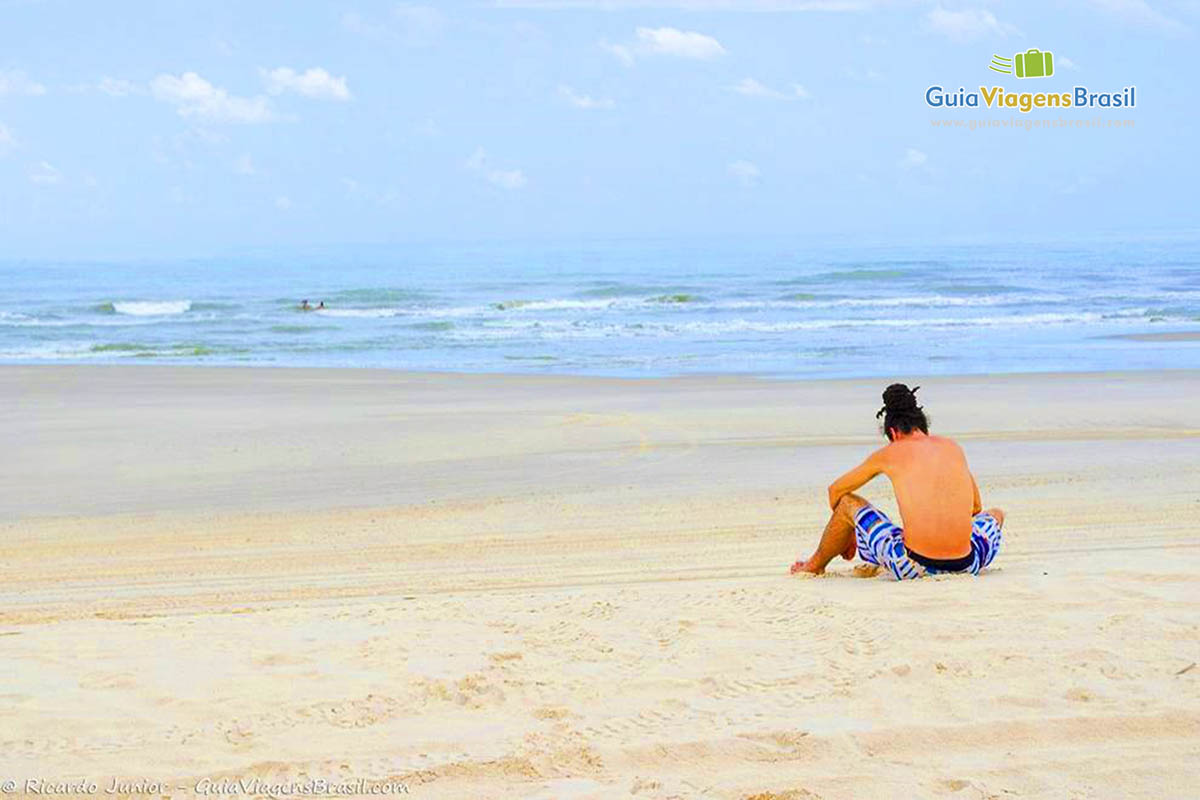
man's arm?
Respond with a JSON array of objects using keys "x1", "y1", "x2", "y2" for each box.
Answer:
[
  {"x1": 970, "y1": 472, "x2": 983, "y2": 515},
  {"x1": 827, "y1": 448, "x2": 887, "y2": 510}
]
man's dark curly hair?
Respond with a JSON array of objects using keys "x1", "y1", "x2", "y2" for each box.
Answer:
[{"x1": 876, "y1": 383, "x2": 928, "y2": 441}]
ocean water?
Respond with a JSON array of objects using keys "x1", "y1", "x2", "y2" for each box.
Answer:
[{"x1": 1, "y1": 237, "x2": 1197, "y2": 378}]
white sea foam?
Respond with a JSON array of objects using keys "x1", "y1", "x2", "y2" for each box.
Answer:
[
  {"x1": 494, "y1": 299, "x2": 624, "y2": 312},
  {"x1": 0, "y1": 310, "x2": 33, "y2": 323},
  {"x1": 330, "y1": 304, "x2": 500, "y2": 319},
  {"x1": 0, "y1": 342, "x2": 107, "y2": 360},
  {"x1": 0, "y1": 316, "x2": 185, "y2": 328},
  {"x1": 754, "y1": 293, "x2": 1072, "y2": 310},
  {"x1": 112, "y1": 300, "x2": 192, "y2": 316},
  {"x1": 668, "y1": 312, "x2": 1118, "y2": 334},
  {"x1": 442, "y1": 310, "x2": 1150, "y2": 341},
  {"x1": 316, "y1": 307, "x2": 406, "y2": 318},
  {"x1": 465, "y1": 290, "x2": 1191, "y2": 320},
  {"x1": 420, "y1": 292, "x2": 1078, "y2": 319}
]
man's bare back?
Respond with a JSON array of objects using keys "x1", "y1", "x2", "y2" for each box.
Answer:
[
  {"x1": 857, "y1": 433, "x2": 976, "y2": 558},
  {"x1": 790, "y1": 383, "x2": 1004, "y2": 577}
]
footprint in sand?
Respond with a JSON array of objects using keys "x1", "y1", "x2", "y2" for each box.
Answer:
[
  {"x1": 78, "y1": 672, "x2": 138, "y2": 690},
  {"x1": 252, "y1": 652, "x2": 311, "y2": 667},
  {"x1": 533, "y1": 706, "x2": 571, "y2": 721}
]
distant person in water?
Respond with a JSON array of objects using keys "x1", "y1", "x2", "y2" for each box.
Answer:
[
  {"x1": 790, "y1": 383, "x2": 1004, "y2": 579},
  {"x1": 299, "y1": 300, "x2": 312, "y2": 311},
  {"x1": 316, "y1": 301, "x2": 324, "y2": 309}
]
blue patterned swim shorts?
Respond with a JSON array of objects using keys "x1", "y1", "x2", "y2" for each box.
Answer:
[{"x1": 853, "y1": 504, "x2": 1002, "y2": 580}]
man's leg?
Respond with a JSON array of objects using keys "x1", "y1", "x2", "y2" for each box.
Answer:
[
  {"x1": 790, "y1": 493, "x2": 869, "y2": 575},
  {"x1": 974, "y1": 507, "x2": 1005, "y2": 571}
]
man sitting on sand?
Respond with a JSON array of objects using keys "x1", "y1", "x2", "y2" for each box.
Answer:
[{"x1": 790, "y1": 383, "x2": 1004, "y2": 579}]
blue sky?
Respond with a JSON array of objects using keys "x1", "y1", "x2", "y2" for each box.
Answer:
[{"x1": 1, "y1": 0, "x2": 1197, "y2": 257}]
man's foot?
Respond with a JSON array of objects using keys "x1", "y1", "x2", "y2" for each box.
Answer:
[
  {"x1": 789, "y1": 558, "x2": 824, "y2": 575},
  {"x1": 841, "y1": 539, "x2": 856, "y2": 561}
]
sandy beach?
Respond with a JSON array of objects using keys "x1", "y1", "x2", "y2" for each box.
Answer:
[{"x1": 2, "y1": 365, "x2": 1198, "y2": 799}]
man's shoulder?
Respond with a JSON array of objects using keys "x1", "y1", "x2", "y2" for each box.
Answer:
[
  {"x1": 871, "y1": 441, "x2": 897, "y2": 460},
  {"x1": 928, "y1": 434, "x2": 966, "y2": 454}
]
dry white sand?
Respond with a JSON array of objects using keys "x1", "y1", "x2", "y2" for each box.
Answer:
[{"x1": 1, "y1": 366, "x2": 1198, "y2": 799}]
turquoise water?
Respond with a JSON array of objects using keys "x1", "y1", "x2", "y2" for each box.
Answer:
[{"x1": 1, "y1": 237, "x2": 1197, "y2": 378}]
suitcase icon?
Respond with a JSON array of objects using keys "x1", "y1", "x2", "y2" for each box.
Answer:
[{"x1": 1014, "y1": 48, "x2": 1054, "y2": 78}]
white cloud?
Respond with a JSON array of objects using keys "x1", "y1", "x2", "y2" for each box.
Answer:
[
  {"x1": 0, "y1": 70, "x2": 46, "y2": 97},
  {"x1": 638, "y1": 26, "x2": 726, "y2": 59},
  {"x1": 1059, "y1": 56, "x2": 1079, "y2": 71},
  {"x1": 263, "y1": 67, "x2": 351, "y2": 101},
  {"x1": 97, "y1": 77, "x2": 138, "y2": 97},
  {"x1": 605, "y1": 26, "x2": 726, "y2": 63},
  {"x1": 0, "y1": 124, "x2": 15, "y2": 156},
  {"x1": 728, "y1": 160, "x2": 761, "y2": 186},
  {"x1": 559, "y1": 84, "x2": 614, "y2": 109},
  {"x1": 151, "y1": 72, "x2": 275, "y2": 124},
  {"x1": 926, "y1": 7, "x2": 1018, "y2": 42},
  {"x1": 601, "y1": 42, "x2": 636, "y2": 66},
  {"x1": 733, "y1": 78, "x2": 810, "y2": 100},
  {"x1": 1087, "y1": 0, "x2": 1186, "y2": 33},
  {"x1": 899, "y1": 148, "x2": 927, "y2": 169},
  {"x1": 29, "y1": 161, "x2": 61, "y2": 185},
  {"x1": 275, "y1": 195, "x2": 292, "y2": 210},
  {"x1": 465, "y1": 146, "x2": 527, "y2": 190},
  {"x1": 733, "y1": 78, "x2": 784, "y2": 98},
  {"x1": 234, "y1": 154, "x2": 257, "y2": 175}
]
